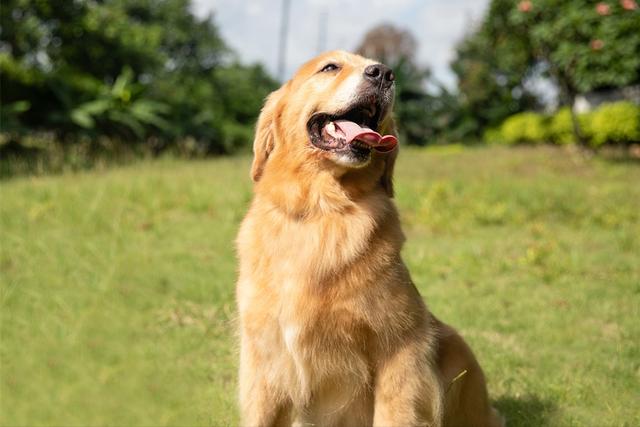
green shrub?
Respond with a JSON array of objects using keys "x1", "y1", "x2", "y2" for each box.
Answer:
[
  {"x1": 549, "y1": 107, "x2": 592, "y2": 145},
  {"x1": 482, "y1": 126, "x2": 505, "y2": 145},
  {"x1": 500, "y1": 112, "x2": 548, "y2": 144},
  {"x1": 589, "y1": 102, "x2": 640, "y2": 147}
]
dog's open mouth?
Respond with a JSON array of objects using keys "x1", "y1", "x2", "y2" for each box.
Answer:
[{"x1": 307, "y1": 104, "x2": 397, "y2": 156}]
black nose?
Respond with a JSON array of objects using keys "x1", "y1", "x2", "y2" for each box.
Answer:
[{"x1": 364, "y1": 64, "x2": 394, "y2": 88}]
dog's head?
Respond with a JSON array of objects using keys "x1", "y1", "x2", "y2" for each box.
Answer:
[{"x1": 251, "y1": 50, "x2": 398, "y2": 197}]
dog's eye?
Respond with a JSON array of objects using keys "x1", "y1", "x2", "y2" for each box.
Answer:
[{"x1": 320, "y1": 63, "x2": 340, "y2": 73}]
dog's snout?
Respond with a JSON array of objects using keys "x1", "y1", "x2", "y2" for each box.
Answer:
[{"x1": 364, "y1": 64, "x2": 394, "y2": 88}]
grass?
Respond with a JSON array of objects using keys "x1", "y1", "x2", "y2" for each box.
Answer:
[{"x1": 1, "y1": 145, "x2": 639, "y2": 426}]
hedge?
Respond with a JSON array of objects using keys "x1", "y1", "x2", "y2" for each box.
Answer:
[{"x1": 488, "y1": 101, "x2": 640, "y2": 146}]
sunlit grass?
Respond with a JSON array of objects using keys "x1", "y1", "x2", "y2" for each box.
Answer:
[{"x1": 1, "y1": 146, "x2": 639, "y2": 426}]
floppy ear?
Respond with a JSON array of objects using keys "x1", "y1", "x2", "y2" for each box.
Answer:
[
  {"x1": 380, "y1": 116, "x2": 399, "y2": 197},
  {"x1": 251, "y1": 86, "x2": 287, "y2": 182}
]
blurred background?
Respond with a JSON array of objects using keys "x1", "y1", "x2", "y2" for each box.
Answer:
[
  {"x1": 1, "y1": 0, "x2": 639, "y2": 174},
  {"x1": 1, "y1": 1, "x2": 639, "y2": 426}
]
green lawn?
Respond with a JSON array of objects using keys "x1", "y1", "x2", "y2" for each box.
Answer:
[{"x1": 1, "y1": 145, "x2": 639, "y2": 426}]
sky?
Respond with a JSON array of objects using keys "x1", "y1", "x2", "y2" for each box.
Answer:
[{"x1": 191, "y1": 0, "x2": 490, "y2": 88}]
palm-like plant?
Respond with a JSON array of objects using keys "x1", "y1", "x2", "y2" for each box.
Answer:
[{"x1": 70, "y1": 68, "x2": 169, "y2": 140}]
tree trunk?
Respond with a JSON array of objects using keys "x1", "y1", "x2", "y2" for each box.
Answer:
[
  {"x1": 568, "y1": 93, "x2": 586, "y2": 147},
  {"x1": 543, "y1": 51, "x2": 587, "y2": 147},
  {"x1": 557, "y1": 76, "x2": 586, "y2": 146}
]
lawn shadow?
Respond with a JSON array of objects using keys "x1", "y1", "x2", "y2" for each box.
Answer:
[{"x1": 494, "y1": 394, "x2": 557, "y2": 427}]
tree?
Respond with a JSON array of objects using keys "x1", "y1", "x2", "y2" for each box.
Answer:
[
  {"x1": 0, "y1": 0, "x2": 276, "y2": 154},
  {"x1": 512, "y1": 0, "x2": 640, "y2": 93},
  {"x1": 511, "y1": 0, "x2": 640, "y2": 143},
  {"x1": 355, "y1": 24, "x2": 418, "y2": 67},
  {"x1": 450, "y1": 0, "x2": 539, "y2": 139},
  {"x1": 1, "y1": 0, "x2": 166, "y2": 132},
  {"x1": 476, "y1": 0, "x2": 640, "y2": 143}
]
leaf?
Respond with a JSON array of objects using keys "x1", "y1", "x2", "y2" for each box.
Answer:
[
  {"x1": 7, "y1": 101, "x2": 31, "y2": 113},
  {"x1": 70, "y1": 110, "x2": 95, "y2": 129},
  {"x1": 75, "y1": 99, "x2": 111, "y2": 115},
  {"x1": 108, "y1": 110, "x2": 144, "y2": 138},
  {"x1": 129, "y1": 100, "x2": 170, "y2": 129},
  {"x1": 111, "y1": 68, "x2": 133, "y2": 99}
]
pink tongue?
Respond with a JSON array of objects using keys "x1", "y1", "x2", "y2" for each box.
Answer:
[{"x1": 333, "y1": 120, "x2": 397, "y2": 152}]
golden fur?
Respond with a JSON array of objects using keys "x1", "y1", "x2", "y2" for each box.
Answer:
[{"x1": 236, "y1": 50, "x2": 503, "y2": 426}]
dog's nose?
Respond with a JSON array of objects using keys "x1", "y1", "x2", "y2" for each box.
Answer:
[{"x1": 364, "y1": 64, "x2": 394, "y2": 88}]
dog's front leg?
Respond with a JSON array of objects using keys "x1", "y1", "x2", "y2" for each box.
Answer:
[
  {"x1": 238, "y1": 335, "x2": 288, "y2": 427},
  {"x1": 373, "y1": 340, "x2": 444, "y2": 427}
]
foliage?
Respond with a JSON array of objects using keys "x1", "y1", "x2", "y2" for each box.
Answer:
[
  {"x1": 499, "y1": 111, "x2": 548, "y2": 144},
  {"x1": 0, "y1": 0, "x2": 277, "y2": 154},
  {"x1": 510, "y1": 0, "x2": 640, "y2": 93},
  {"x1": 69, "y1": 68, "x2": 170, "y2": 139},
  {"x1": 451, "y1": 0, "x2": 539, "y2": 139},
  {"x1": 589, "y1": 101, "x2": 640, "y2": 146},
  {"x1": 2, "y1": 146, "x2": 639, "y2": 425},
  {"x1": 548, "y1": 107, "x2": 591, "y2": 145},
  {"x1": 492, "y1": 101, "x2": 640, "y2": 146},
  {"x1": 390, "y1": 59, "x2": 449, "y2": 145},
  {"x1": 511, "y1": 0, "x2": 640, "y2": 145},
  {"x1": 0, "y1": 100, "x2": 31, "y2": 134},
  {"x1": 482, "y1": 126, "x2": 506, "y2": 144},
  {"x1": 457, "y1": 0, "x2": 640, "y2": 142}
]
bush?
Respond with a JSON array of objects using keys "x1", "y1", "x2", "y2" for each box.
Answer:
[
  {"x1": 500, "y1": 112, "x2": 548, "y2": 144},
  {"x1": 548, "y1": 108, "x2": 574, "y2": 145},
  {"x1": 482, "y1": 126, "x2": 504, "y2": 145},
  {"x1": 589, "y1": 102, "x2": 640, "y2": 147},
  {"x1": 491, "y1": 102, "x2": 640, "y2": 148},
  {"x1": 549, "y1": 107, "x2": 592, "y2": 145}
]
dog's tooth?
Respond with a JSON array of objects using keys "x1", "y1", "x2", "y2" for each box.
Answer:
[{"x1": 326, "y1": 122, "x2": 335, "y2": 133}]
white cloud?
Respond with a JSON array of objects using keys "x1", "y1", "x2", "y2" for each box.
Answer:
[{"x1": 191, "y1": 0, "x2": 489, "y2": 88}]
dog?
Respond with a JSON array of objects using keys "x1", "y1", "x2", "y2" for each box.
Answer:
[{"x1": 236, "y1": 50, "x2": 504, "y2": 427}]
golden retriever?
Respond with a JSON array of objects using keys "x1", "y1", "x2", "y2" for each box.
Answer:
[{"x1": 236, "y1": 50, "x2": 504, "y2": 427}]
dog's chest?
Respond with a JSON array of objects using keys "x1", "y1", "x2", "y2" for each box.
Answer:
[
  {"x1": 278, "y1": 306, "x2": 372, "y2": 407},
  {"x1": 237, "y1": 196, "x2": 398, "y2": 413}
]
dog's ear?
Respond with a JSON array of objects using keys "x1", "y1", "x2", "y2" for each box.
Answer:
[
  {"x1": 251, "y1": 85, "x2": 288, "y2": 182},
  {"x1": 379, "y1": 116, "x2": 399, "y2": 197}
]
